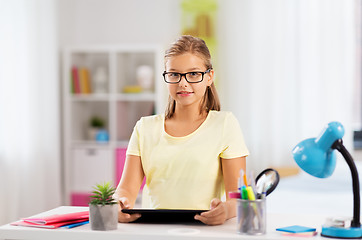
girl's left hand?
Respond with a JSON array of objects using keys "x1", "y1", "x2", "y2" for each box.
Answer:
[{"x1": 194, "y1": 198, "x2": 228, "y2": 225}]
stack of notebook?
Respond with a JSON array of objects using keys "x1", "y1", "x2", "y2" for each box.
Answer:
[{"x1": 11, "y1": 211, "x2": 89, "y2": 229}]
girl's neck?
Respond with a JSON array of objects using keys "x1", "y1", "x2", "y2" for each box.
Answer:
[
  {"x1": 164, "y1": 105, "x2": 209, "y2": 137},
  {"x1": 172, "y1": 105, "x2": 207, "y2": 122}
]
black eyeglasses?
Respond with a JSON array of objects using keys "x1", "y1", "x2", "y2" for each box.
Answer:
[{"x1": 163, "y1": 69, "x2": 212, "y2": 84}]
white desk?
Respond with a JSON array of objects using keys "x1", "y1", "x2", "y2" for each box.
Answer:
[{"x1": 0, "y1": 206, "x2": 345, "y2": 240}]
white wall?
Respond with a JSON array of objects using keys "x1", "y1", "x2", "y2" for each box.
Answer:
[
  {"x1": 0, "y1": 0, "x2": 60, "y2": 225},
  {"x1": 219, "y1": 0, "x2": 357, "y2": 172},
  {"x1": 58, "y1": 0, "x2": 181, "y2": 48}
]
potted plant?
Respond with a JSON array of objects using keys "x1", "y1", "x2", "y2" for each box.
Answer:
[
  {"x1": 88, "y1": 116, "x2": 105, "y2": 141},
  {"x1": 89, "y1": 181, "x2": 118, "y2": 231}
]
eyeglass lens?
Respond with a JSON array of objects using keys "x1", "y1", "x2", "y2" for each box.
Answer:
[{"x1": 164, "y1": 72, "x2": 203, "y2": 83}]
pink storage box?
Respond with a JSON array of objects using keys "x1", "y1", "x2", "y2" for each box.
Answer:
[
  {"x1": 70, "y1": 147, "x2": 146, "y2": 206},
  {"x1": 115, "y1": 147, "x2": 145, "y2": 191},
  {"x1": 71, "y1": 192, "x2": 91, "y2": 206}
]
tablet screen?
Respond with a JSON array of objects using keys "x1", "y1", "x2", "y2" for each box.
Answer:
[{"x1": 121, "y1": 209, "x2": 208, "y2": 223}]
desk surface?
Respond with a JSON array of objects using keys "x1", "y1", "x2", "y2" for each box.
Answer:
[{"x1": 0, "y1": 206, "x2": 342, "y2": 240}]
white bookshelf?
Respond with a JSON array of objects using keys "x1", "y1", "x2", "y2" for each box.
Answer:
[{"x1": 62, "y1": 45, "x2": 165, "y2": 205}]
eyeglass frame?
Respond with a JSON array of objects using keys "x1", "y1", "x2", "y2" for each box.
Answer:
[{"x1": 162, "y1": 69, "x2": 212, "y2": 84}]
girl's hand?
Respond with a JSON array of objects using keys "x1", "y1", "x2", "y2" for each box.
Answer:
[
  {"x1": 194, "y1": 198, "x2": 228, "y2": 225},
  {"x1": 117, "y1": 197, "x2": 141, "y2": 223}
]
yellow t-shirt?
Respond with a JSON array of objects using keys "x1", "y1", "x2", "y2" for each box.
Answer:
[{"x1": 126, "y1": 110, "x2": 249, "y2": 209}]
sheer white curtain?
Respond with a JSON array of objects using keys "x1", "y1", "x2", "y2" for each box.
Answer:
[
  {"x1": 0, "y1": 0, "x2": 61, "y2": 225},
  {"x1": 219, "y1": 0, "x2": 356, "y2": 172}
]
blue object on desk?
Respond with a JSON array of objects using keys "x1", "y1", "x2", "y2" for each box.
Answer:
[
  {"x1": 292, "y1": 122, "x2": 362, "y2": 238},
  {"x1": 61, "y1": 221, "x2": 89, "y2": 229},
  {"x1": 276, "y1": 225, "x2": 316, "y2": 233}
]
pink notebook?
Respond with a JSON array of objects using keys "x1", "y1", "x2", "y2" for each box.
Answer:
[
  {"x1": 11, "y1": 219, "x2": 88, "y2": 229},
  {"x1": 21, "y1": 211, "x2": 89, "y2": 225}
]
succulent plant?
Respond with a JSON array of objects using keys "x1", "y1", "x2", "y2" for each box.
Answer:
[{"x1": 89, "y1": 181, "x2": 117, "y2": 206}]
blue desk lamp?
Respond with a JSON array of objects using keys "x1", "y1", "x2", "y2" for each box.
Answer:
[{"x1": 292, "y1": 122, "x2": 361, "y2": 238}]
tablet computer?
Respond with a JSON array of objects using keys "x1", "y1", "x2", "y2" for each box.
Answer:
[{"x1": 121, "y1": 209, "x2": 208, "y2": 223}]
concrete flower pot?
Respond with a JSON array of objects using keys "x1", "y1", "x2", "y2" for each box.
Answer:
[{"x1": 89, "y1": 204, "x2": 118, "y2": 231}]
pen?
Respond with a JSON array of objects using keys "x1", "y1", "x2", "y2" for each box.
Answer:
[
  {"x1": 243, "y1": 172, "x2": 248, "y2": 186},
  {"x1": 261, "y1": 182, "x2": 268, "y2": 199},
  {"x1": 239, "y1": 169, "x2": 245, "y2": 190},
  {"x1": 239, "y1": 186, "x2": 250, "y2": 231},
  {"x1": 249, "y1": 171, "x2": 257, "y2": 196},
  {"x1": 246, "y1": 186, "x2": 262, "y2": 230},
  {"x1": 61, "y1": 221, "x2": 89, "y2": 229}
]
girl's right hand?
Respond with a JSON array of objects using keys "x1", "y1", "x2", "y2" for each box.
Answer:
[{"x1": 117, "y1": 197, "x2": 141, "y2": 223}]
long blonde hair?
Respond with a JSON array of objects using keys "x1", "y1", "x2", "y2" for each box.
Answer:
[{"x1": 164, "y1": 35, "x2": 220, "y2": 119}]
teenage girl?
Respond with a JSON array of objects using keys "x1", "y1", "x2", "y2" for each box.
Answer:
[{"x1": 114, "y1": 35, "x2": 249, "y2": 225}]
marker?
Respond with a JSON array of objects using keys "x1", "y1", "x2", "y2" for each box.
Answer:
[
  {"x1": 241, "y1": 186, "x2": 248, "y2": 200},
  {"x1": 246, "y1": 186, "x2": 262, "y2": 229},
  {"x1": 246, "y1": 186, "x2": 256, "y2": 200},
  {"x1": 228, "y1": 191, "x2": 241, "y2": 199}
]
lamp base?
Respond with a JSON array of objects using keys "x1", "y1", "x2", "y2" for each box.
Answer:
[{"x1": 321, "y1": 225, "x2": 362, "y2": 239}]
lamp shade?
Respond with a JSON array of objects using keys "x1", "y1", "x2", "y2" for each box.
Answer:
[{"x1": 292, "y1": 122, "x2": 344, "y2": 178}]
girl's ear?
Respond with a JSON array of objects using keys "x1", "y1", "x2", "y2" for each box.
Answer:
[{"x1": 206, "y1": 69, "x2": 214, "y2": 86}]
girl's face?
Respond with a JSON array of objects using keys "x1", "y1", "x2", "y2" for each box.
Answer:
[{"x1": 165, "y1": 53, "x2": 214, "y2": 110}]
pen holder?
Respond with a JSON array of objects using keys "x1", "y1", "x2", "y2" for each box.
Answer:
[{"x1": 237, "y1": 199, "x2": 266, "y2": 235}]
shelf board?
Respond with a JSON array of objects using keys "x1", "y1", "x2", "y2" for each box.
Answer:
[
  {"x1": 71, "y1": 141, "x2": 112, "y2": 149},
  {"x1": 70, "y1": 94, "x2": 110, "y2": 101},
  {"x1": 70, "y1": 140, "x2": 130, "y2": 149},
  {"x1": 113, "y1": 92, "x2": 156, "y2": 101},
  {"x1": 69, "y1": 93, "x2": 155, "y2": 102},
  {"x1": 116, "y1": 141, "x2": 129, "y2": 148}
]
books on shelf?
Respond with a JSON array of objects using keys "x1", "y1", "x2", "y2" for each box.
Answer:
[
  {"x1": 71, "y1": 66, "x2": 92, "y2": 94},
  {"x1": 122, "y1": 85, "x2": 142, "y2": 93},
  {"x1": 71, "y1": 66, "x2": 81, "y2": 94},
  {"x1": 79, "y1": 68, "x2": 92, "y2": 94},
  {"x1": 11, "y1": 211, "x2": 89, "y2": 229}
]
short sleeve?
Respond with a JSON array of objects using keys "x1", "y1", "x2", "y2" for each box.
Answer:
[
  {"x1": 126, "y1": 119, "x2": 141, "y2": 156},
  {"x1": 220, "y1": 112, "x2": 249, "y2": 159}
]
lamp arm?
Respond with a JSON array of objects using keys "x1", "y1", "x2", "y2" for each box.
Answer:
[{"x1": 332, "y1": 139, "x2": 361, "y2": 228}]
